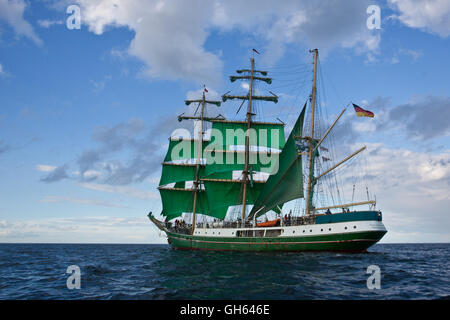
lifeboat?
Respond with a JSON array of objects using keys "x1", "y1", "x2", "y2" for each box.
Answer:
[{"x1": 256, "y1": 218, "x2": 280, "y2": 227}]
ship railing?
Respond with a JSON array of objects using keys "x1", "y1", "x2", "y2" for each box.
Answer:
[
  {"x1": 193, "y1": 216, "x2": 316, "y2": 229},
  {"x1": 281, "y1": 216, "x2": 316, "y2": 226},
  {"x1": 166, "y1": 225, "x2": 193, "y2": 235}
]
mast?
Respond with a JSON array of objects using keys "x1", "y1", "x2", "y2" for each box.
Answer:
[
  {"x1": 301, "y1": 49, "x2": 373, "y2": 215},
  {"x1": 172, "y1": 88, "x2": 221, "y2": 233},
  {"x1": 191, "y1": 89, "x2": 206, "y2": 233},
  {"x1": 222, "y1": 56, "x2": 278, "y2": 224},
  {"x1": 305, "y1": 49, "x2": 318, "y2": 215},
  {"x1": 241, "y1": 58, "x2": 255, "y2": 223}
]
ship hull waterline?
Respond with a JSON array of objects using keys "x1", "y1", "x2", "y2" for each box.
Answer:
[
  {"x1": 149, "y1": 212, "x2": 387, "y2": 253},
  {"x1": 166, "y1": 231, "x2": 386, "y2": 252}
]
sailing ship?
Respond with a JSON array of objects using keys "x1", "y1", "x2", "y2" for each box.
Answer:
[{"x1": 148, "y1": 49, "x2": 387, "y2": 252}]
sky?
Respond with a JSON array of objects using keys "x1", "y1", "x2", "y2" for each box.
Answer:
[{"x1": 0, "y1": 0, "x2": 449, "y2": 244}]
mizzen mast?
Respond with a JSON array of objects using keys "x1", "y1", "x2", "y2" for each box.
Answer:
[{"x1": 303, "y1": 49, "x2": 375, "y2": 214}]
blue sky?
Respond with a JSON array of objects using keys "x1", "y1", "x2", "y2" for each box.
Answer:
[{"x1": 0, "y1": 0, "x2": 449, "y2": 243}]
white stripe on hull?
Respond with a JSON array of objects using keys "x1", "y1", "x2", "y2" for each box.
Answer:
[{"x1": 192, "y1": 220, "x2": 386, "y2": 238}]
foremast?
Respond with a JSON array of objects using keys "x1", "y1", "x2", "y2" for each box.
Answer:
[
  {"x1": 179, "y1": 88, "x2": 222, "y2": 233},
  {"x1": 191, "y1": 88, "x2": 205, "y2": 233}
]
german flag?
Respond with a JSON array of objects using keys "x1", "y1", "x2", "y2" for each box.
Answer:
[{"x1": 353, "y1": 103, "x2": 374, "y2": 118}]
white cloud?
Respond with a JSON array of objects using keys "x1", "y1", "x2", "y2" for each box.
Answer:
[
  {"x1": 0, "y1": 0, "x2": 42, "y2": 45},
  {"x1": 241, "y1": 82, "x2": 250, "y2": 90},
  {"x1": 186, "y1": 87, "x2": 220, "y2": 101},
  {"x1": 40, "y1": 195, "x2": 132, "y2": 208},
  {"x1": 399, "y1": 48, "x2": 423, "y2": 61},
  {"x1": 0, "y1": 63, "x2": 7, "y2": 77},
  {"x1": 390, "y1": 48, "x2": 423, "y2": 64},
  {"x1": 36, "y1": 164, "x2": 57, "y2": 172},
  {"x1": 80, "y1": 182, "x2": 159, "y2": 200},
  {"x1": 73, "y1": 0, "x2": 380, "y2": 84},
  {"x1": 331, "y1": 143, "x2": 450, "y2": 242},
  {"x1": 90, "y1": 75, "x2": 112, "y2": 92},
  {"x1": 0, "y1": 62, "x2": 13, "y2": 77},
  {"x1": 75, "y1": 0, "x2": 223, "y2": 85},
  {"x1": 353, "y1": 121, "x2": 377, "y2": 133},
  {"x1": 73, "y1": 169, "x2": 103, "y2": 179},
  {"x1": 0, "y1": 216, "x2": 165, "y2": 243},
  {"x1": 389, "y1": 0, "x2": 450, "y2": 37}
]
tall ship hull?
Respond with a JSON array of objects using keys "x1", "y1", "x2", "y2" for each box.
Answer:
[
  {"x1": 148, "y1": 49, "x2": 387, "y2": 252},
  {"x1": 149, "y1": 211, "x2": 386, "y2": 252}
]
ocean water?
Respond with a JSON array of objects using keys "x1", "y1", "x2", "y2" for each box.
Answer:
[{"x1": 0, "y1": 243, "x2": 448, "y2": 300}]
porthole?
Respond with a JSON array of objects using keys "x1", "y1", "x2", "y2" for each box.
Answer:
[
  {"x1": 353, "y1": 226, "x2": 357, "y2": 229},
  {"x1": 232, "y1": 232, "x2": 234, "y2": 235},
  {"x1": 303, "y1": 230, "x2": 305, "y2": 233},
  {"x1": 293, "y1": 231, "x2": 295, "y2": 234},
  {"x1": 321, "y1": 229, "x2": 323, "y2": 232},
  {"x1": 329, "y1": 228, "x2": 331, "y2": 231},
  {"x1": 344, "y1": 227, "x2": 347, "y2": 230},
  {"x1": 310, "y1": 230, "x2": 312, "y2": 232}
]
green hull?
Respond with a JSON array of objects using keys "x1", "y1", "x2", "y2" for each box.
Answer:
[{"x1": 166, "y1": 230, "x2": 386, "y2": 252}]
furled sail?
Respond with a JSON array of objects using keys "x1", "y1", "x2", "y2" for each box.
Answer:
[{"x1": 249, "y1": 104, "x2": 307, "y2": 219}]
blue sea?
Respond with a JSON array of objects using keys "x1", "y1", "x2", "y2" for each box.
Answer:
[{"x1": 0, "y1": 243, "x2": 448, "y2": 300}]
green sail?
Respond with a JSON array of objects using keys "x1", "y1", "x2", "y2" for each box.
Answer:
[
  {"x1": 159, "y1": 138, "x2": 206, "y2": 220},
  {"x1": 163, "y1": 138, "x2": 201, "y2": 163},
  {"x1": 204, "y1": 121, "x2": 285, "y2": 178},
  {"x1": 160, "y1": 164, "x2": 197, "y2": 186},
  {"x1": 159, "y1": 138, "x2": 204, "y2": 186},
  {"x1": 249, "y1": 104, "x2": 307, "y2": 218},
  {"x1": 159, "y1": 188, "x2": 208, "y2": 221},
  {"x1": 159, "y1": 121, "x2": 286, "y2": 220},
  {"x1": 202, "y1": 180, "x2": 265, "y2": 219}
]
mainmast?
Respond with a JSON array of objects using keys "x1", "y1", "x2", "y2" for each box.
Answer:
[
  {"x1": 305, "y1": 49, "x2": 319, "y2": 215},
  {"x1": 222, "y1": 55, "x2": 278, "y2": 225},
  {"x1": 241, "y1": 58, "x2": 255, "y2": 223}
]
